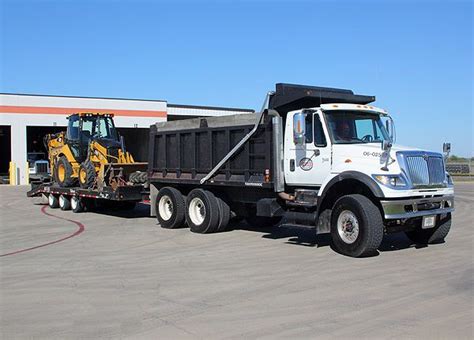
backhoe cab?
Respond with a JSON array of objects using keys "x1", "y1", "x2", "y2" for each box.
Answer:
[{"x1": 45, "y1": 112, "x2": 147, "y2": 189}]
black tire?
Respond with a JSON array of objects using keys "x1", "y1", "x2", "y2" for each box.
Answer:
[
  {"x1": 55, "y1": 156, "x2": 75, "y2": 187},
  {"x1": 71, "y1": 196, "x2": 84, "y2": 213},
  {"x1": 185, "y1": 189, "x2": 220, "y2": 234},
  {"x1": 330, "y1": 194, "x2": 384, "y2": 257},
  {"x1": 59, "y1": 195, "x2": 71, "y2": 211},
  {"x1": 130, "y1": 171, "x2": 147, "y2": 184},
  {"x1": 48, "y1": 194, "x2": 59, "y2": 209},
  {"x1": 216, "y1": 197, "x2": 231, "y2": 232},
  {"x1": 79, "y1": 161, "x2": 96, "y2": 189},
  {"x1": 156, "y1": 187, "x2": 186, "y2": 229},
  {"x1": 405, "y1": 213, "x2": 452, "y2": 244}
]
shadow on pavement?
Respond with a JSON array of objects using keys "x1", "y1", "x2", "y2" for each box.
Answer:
[
  {"x1": 236, "y1": 221, "x2": 329, "y2": 248},
  {"x1": 87, "y1": 202, "x2": 151, "y2": 219}
]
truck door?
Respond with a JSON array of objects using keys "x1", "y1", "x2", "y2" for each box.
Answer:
[{"x1": 284, "y1": 111, "x2": 331, "y2": 186}]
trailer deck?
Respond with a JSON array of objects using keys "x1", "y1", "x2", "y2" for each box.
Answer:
[{"x1": 27, "y1": 182, "x2": 147, "y2": 202}]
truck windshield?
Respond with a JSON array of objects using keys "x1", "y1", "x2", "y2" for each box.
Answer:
[{"x1": 324, "y1": 111, "x2": 390, "y2": 144}]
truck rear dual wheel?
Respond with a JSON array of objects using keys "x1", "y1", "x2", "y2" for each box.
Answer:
[
  {"x1": 156, "y1": 187, "x2": 186, "y2": 229},
  {"x1": 185, "y1": 189, "x2": 230, "y2": 234},
  {"x1": 330, "y1": 194, "x2": 384, "y2": 257},
  {"x1": 405, "y1": 213, "x2": 451, "y2": 244},
  {"x1": 55, "y1": 156, "x2": 76, "y2": 187}
]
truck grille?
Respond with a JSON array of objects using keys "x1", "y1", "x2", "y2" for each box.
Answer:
[
  {"x1": 406, "y1": 155, "x2": 445, "y2": 186},
  {"x1": 35, "y1": 162, "x2": 48, "y2": 174}
]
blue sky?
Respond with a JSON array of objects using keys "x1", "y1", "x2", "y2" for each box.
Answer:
[{"x1": 1, "y1": 0, "x2": 472, "y2": 156}]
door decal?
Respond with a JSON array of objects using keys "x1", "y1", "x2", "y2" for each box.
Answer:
[{"x1": 299, "y1": 157, "x2": 313, "y2": 171}]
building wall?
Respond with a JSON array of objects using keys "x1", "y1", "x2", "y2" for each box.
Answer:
[
  {"x1": 0, "y1": 94, "x2": 167, "y2": 184},
  {"x1": 0, "y1": 94, "x2": 254, "y2": 184}
]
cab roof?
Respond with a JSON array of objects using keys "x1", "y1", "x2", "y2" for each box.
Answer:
[{"x1": 320, "y1": 103, "x2": 388, "y2": 115}]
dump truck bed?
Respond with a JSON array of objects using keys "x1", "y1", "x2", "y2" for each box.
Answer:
[{"x1": 148, "y1": 114, "x2": 275, "y2": 188}]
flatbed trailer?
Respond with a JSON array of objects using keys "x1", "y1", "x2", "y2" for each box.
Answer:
[{"x1": 27, "y1": 182, "x2": 147, "y2": 212}]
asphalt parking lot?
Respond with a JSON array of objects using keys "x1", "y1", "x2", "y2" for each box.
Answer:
[{"x1": 1, "y1": 184, "x2": 473, "y2": 339}]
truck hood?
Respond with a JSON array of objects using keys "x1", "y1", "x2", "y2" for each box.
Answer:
[{"x1": 331, "y1": 143, "x2": 439, "y2": 175}]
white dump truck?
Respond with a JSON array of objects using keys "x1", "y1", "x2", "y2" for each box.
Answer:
[{"x1": 149, "y1": 83, "x2": 454, "y2": 257}]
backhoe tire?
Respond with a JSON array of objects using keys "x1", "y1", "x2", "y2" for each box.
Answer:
[
  {"x1": 130, "y1": 171, "x2": 147, "y2": 184},
  {"x1": 79, "y1": 161, "x2": 96, "y2": 189},
  {"x1": 405, "y1": 213, "x2": 452, "y2": 245},
  {"x1": 55, "y1": 156, "x2": 76, "y2": 187}
]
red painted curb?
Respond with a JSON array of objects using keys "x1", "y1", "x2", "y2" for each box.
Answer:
[{"x1": 0, "y1": 205, "x2": 85, "y2": 257}]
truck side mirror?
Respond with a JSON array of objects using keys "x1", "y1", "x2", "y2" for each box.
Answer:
[
  {"x1": 385, "y1": 116, "x2": 395, "y2": 142},
  {"x1": 293, "y1": 112, "x2": 306, "y2": 145},
  {"x1": 443, "y1": 142, "x2": 451, "y2": 154}
]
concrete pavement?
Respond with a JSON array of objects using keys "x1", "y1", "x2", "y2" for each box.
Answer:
[{"x1": 0, "y1": 184, "x2": 473, "y2": 339}]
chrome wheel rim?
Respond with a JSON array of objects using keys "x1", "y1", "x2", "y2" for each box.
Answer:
[
  {"x1": 71, "y1": 197, "x2": 78, "y2": 210},
  {"x1": 337, "y1": 210, "x2": 360, "y2": 244},
  {"x1": 189, "y1": 197, "x2": 205, "y2": 226},
  {"x1": 48, "y1": 194, "x2": 55, "y2": 206},
  {"x1": 158, "y1": 195, "x2": 173, "y2": 221},
  {"x1": 59, "y1": 195, "x2": 66, "y2": 208}
]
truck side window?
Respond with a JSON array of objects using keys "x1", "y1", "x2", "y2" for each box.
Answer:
[
  {"x1": 314, "y1": 115, "x2": 327, "y2": 147},
  {"x1": 305, "y1": 113, "x2": 313, "y2": 143}
]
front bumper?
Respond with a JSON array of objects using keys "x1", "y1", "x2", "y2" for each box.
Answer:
[{"x1": 380, "y1": 195, "x2": 454, "y2": 219}]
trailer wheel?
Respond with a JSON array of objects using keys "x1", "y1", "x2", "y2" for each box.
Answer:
[
  {"x1": 55, "y1": 156, "x2": 76, "y2": 187},
  {"x1": 59, "y1": 195, "x2": 71, "y2": 210},
  {"x1": 405, "y1": 213, "x2": 452, "y2": 244},
  {"x1": 71, "y1": 196, "x2": 84, "y2": 213},
  {"x1": 186, "y1": 189, "x2": 219, "y2": 233},
  {"x1": 79, "y1": 161, "x2": 96, "y2": 189},
  {"x1": 48, "y1": 194, "x2": 59, "y2": 209},
  {"x1": 330, "y1": 194, "x2": 383, "y2": 257},
  {"x1": 156, "y1": 187, "x2": 186, "y2": 229},
  {"x1": 216, "y1": 197, "x2": 231, "y2": 232}
]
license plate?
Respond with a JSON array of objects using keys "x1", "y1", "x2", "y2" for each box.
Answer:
[{"x1": 422, "y1": 215, "x2": 436, "y2": 229}]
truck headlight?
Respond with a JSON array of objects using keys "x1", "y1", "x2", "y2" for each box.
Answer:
[{"x1": 373, "y1": 174, "x2": 408, "y2": 189}]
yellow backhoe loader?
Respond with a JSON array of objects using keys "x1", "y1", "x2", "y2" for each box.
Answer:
[{"x1": 44, "y1": 112, "x2": 147, "y2": 189}]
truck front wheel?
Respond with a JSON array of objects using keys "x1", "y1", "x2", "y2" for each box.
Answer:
[
  {"x1": 156, "y1": 187, "x2": 186, "y2": 229},
  {"x1": 405, "y1": 213, "x2": 451, "y2": 244},
  {"x1": 186, "y1": 189, "x2": 220, "y2": 234},
  {"x1": 330, "y1": 194, "x2": 384, "y2": 257}
]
